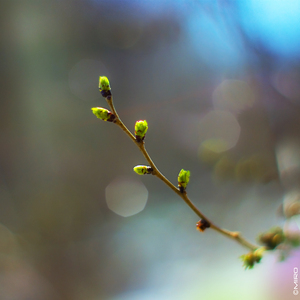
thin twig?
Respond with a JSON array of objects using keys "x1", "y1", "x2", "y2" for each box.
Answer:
[{"x1": 107, "y1": 95, "x2": 258, "y2": 251}]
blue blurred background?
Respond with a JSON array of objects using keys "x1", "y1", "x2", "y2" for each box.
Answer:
[{"x1": 1, "y1": 0, "x2": 300, "y2": 299}]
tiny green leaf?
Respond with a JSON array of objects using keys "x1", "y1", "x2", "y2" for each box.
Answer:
[{"x1": 178, "y1": 169, "x2": 190, "y2": 191}]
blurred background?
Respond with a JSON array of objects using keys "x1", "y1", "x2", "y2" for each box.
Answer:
[{"x1": 1, "y1": 0, "x2": 300, "y2": 299}]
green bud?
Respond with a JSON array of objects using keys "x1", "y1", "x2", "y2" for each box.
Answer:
[
  {"x1": 99, "y1": 76, "x2": 112, "y2": 98},
  {"x1": 135, "y1": 120, "x2": 148, "y2": 142},
  {"x1": 178, "y1": 169, "x2": 190, "y2": 191},
  {"x1": 257, "y1": 227, "x2": 285, "y2": 250},
  {"x1": 91, "y1": 107, "x2": 115, "y2": 122},
  {"x1": 133, "y1": 165, "x2": 153, "y2": 175},
  {"x1": 253, "y1": 247, "x2": 266, "y2": 260},
  {"x1": 240, "y1": 248, "x2": 264, "y2": 269},
  {"x1": 99, "y1": 76, "x2": 111, "y2": 91}
]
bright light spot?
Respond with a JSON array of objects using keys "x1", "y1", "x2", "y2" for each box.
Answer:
[
  {"x1": 240, "y1": 0, "x2": 300, "y2": 56},
  {"x1": 187, "y1": 11, "x2": 243, "y2": 69},
  {"x1": 198, "y1": 111, "x2": 241, "y2": 153},
  {"x1": 212, "y1": 80, "x2": 255, "y2": 114},
  {"x1": 68, "y1": 59, "x2": 109, "y2": 101},
  {"x1": 105, "y1": 177, "x2": 148, "y2": 217}
]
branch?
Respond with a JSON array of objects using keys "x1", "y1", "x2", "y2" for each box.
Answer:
[{"x1": 91, "y1": 76, "x2": 280, "y2": 269}]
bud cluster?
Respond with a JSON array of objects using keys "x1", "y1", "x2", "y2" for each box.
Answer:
[{"x1": 240, "y1": 247, "x2": 265, "y2": 269}]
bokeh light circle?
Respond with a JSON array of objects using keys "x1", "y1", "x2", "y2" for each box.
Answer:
[
  {"x1": 212, "y1": 80, "x2": 255, "y2": 114},
  {"x1": 105, "y1": 177, "x2": 148, "y2": 217},
  {"x1": 198, "y1": 110, "x2": 241, "y2": 153}
]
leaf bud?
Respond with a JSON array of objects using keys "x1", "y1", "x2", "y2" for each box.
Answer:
[
  {"x1": 240, "y1": 248, "x2": 264, "y2": 269},
  {"x1": 178, "y1": 169, "x2": 190, "y2": 192},
  {"x1": 91, "y1": 107, "x2": 115, "y2": 122},
  {"x1": 257, "y1": 227, "x2": 285, "y2": 250},
  {"x1": 196, "y1": 219, "x2": 211, "y2": 232},
  {"x1": 99, "y1": 76, "x2": 112, "y2": 98},
  {"x1": 135, "y1": 120, "x2": 148, "y2": 142},
  {"x1": 133, "y1": 165, "x2": 153, "y2": 175}
]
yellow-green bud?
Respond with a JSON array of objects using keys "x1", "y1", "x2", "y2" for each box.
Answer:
[
  {"x1": 135, "y1": 120, "x2": 148, "y2": 142},
  {"x1": 253, "y1": 247, "x2": 266, "y2": 260},
  {"x1": 240, "y1": 248, "x2": 264, "y2": 269},
  {"x1": 178, "y1": 169, "x2": 190, "y2": 191},
  {"x1": 99, "y1": 76, "x2": 111, "y2": 91},
  {"x1": 133, "y1": 165, "x2": 153, "y2": 175},
  {"x1": 99, "y1": 76, "x2": 112, "y2": 98},
  {"x1": 91, "y1": 107, "x2": 115, "y2": 122},
  {"x1": 257, "y1": 227, "x2": 285, "y2": 250}
]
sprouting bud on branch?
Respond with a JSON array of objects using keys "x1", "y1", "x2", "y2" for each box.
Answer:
[
  {"x1": 178, "y1": 169, "x2": 190, "y2": 192},
  {"x1": 91, "y1": 107, "x2": 115, "y2": 122},
  {"x1": 99, "y1": 76, "x2": 112, "y2": 98},
  {"x1": 135, "y1": 120, "x2": 148, "y2": 142},
  {"x1": 257, "y1": 227, "x2": 285, "y2": 250},
  {"x1": 240, "y1": 247, "x2": 265, "y2": 269},
  {"x1": 133, "y1": 165, "x2": 153, "y2": 175},
  {"x1": 196, "y1": 219, "x2": 211, "y2": 232}
]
